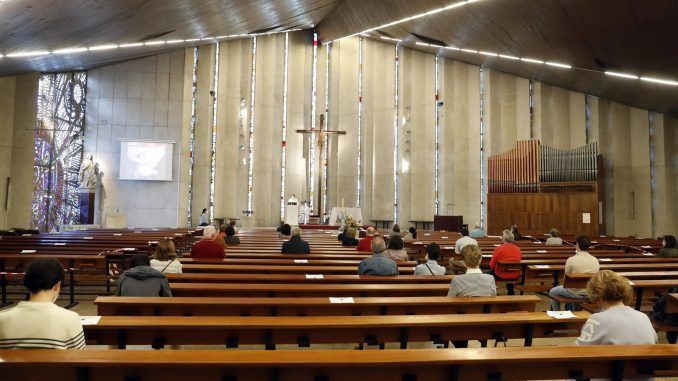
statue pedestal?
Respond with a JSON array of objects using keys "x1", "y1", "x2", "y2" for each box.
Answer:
[{"x1": 78, "y1": 190, "x2": 95, "y2": 224}]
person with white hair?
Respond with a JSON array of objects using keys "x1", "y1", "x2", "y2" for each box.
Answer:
[
  {"x1": 469, "y1": 222, "x2": 486, "y2": 238},
  {"x1": 190, "y1": 225, "x2": 225, "y2": 259},
  {"x1": 281, "y1": 226, "x2": 311, "y2": 254},
  {"x1": 488, "y1": 229, "x2": 522, "y2": 295}
]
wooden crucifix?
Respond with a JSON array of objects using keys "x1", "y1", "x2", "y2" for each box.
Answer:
[{"x1": 295, "y1": 114, "x2": 346, "y2": 217}]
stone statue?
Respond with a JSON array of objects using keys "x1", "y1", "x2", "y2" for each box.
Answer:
[{"x1": 78, "y1": 153, "x2": 99, "y2": 190}]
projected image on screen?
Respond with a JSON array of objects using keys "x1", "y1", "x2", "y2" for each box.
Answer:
[{"x1": 119, "y1": 141, "x2": 174, "y2": 181}]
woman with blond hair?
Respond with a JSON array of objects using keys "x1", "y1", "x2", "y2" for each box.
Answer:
[
  {"x1": 150, "y1": 238, "x2": 182, "y2": 274},
  {"x1": 575, "y1": 270, "x2": 656, "y2": 346}
]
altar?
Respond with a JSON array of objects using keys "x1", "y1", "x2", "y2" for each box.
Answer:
[{"x1": 328, "y1": 207, "x2": 363, "y2": 227}]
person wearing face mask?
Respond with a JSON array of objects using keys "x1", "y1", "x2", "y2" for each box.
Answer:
[{"x1": 0, "y1": 258, "x2": 86, "y2": 349}]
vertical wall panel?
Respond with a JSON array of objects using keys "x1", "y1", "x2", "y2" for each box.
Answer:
[
  {"x1": 190, "y1": 45, "x2": 216, "y2": 226},
  {"x1": 285, "y1": 32, "x2": 313, "y2": 220},
  {"x1": 483, "y1": 70, "x2": 530, "y2": 158},
  {"x1": 327, "y1": 38, "x2": 359, "y2": 209},
  {"x1": 533, "y1": 82, "x2": 585, "y2": 149},
  {"x1": 364, "y1": 39, "x2": 395, "y2": 223},
  {"x1": 251, "y1": 35, "x2": 285, "y2": 227},
  {"x1": 214, "y1": 40, "x2": 252, "y2": 221},
  {"x1": 439, "y1": 59, "x2": 481, "y2": 225},
  {"x1": 0, "y1": 77, "x2": 16, "y2": 229},
  {"x1": 629, "y1": 108, "x2": 652, "y2": 237},
  {"x1": 400, "y1": 48, "x2": 436, "y2": 224}
]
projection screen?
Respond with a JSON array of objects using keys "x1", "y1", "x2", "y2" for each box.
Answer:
[{"x1": 119, "y1": 140, "x2": 174, "y2": 181}]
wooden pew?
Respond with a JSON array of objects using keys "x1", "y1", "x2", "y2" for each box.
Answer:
[
  {"x1": 168, "y1": 283, "x2": 449, "y2": 297},
  {"x1": 1, "y1": 346, "x2": 676, "y2": 381},
  {"x1": 180, "y1": 264, "x2": 416, "y2": 275},
  {"x1": 180, "y1": 258, "x2": 418, "y2": 266},
  {"x1": 166, "y1": 273, "x2": 452, "y2": 284},
  {"x1": 83, "y1": 312, "x2": 589, "y2": 349},
  {"x1": 94, "y1": 295, "x2": 540, "y2": 316}
]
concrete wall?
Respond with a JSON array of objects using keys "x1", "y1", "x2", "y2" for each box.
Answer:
[{"x1": 85, "y1": 51, "x2": 186, "y2": 228}]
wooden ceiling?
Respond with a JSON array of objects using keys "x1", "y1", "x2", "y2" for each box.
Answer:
[
  {"x1": 316, "y1": 0, "x2": 678, "y2": 116},
  {"x1": 0, "y1": 0, "x2": 339, "y2": 75},
  {"x1": 0, "y1": 0, "x2": 676, "y2": 115}
]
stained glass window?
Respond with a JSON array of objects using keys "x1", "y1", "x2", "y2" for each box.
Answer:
[{"x1": 32, "y1": 72, "x2": 87, "y2": 232}]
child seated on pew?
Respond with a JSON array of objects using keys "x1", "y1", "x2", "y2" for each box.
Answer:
[
  {"x1": 117, "y1": 254, "x2": 172, "y2": 297},
  {"x1": 448, "y1": 245, "x2": 496, "y2": 297},
  {"x1": 150, "y1": 238, "x2": 182, "y2": 274},
  {"x1": 575, "y1": 270, "x2": 657, "y2": 346},
  {"x1": 0, "y1": 258, "x2": 86, "y2": 349}
]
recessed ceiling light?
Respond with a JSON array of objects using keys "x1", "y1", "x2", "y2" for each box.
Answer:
[
  {"x1": 605, "y1": 71, "x2": 638, "y2": 80},
  {"x1": 480, "y1": 51, "x2": 498, "y2": 57},
  {"x1": 119, "y1": 42, "x2": 143, "y2": 48},
  {"x1": 415, "y1": 42, "x2": 430, "y2": 47},
  {"x1": 545, "y1": 62, "x2": 571, "y2": 69},
  {"x1": 461, "y1": 48, "x2": 478, "y2": 54},
  {"x1": 521, "y1": 58, "x2": 543, "y2": 64},
  {"x1": 640, "y1": 76, "x2": 678, "y2": 86},
  {"x1": 144, "y1": 41, "x2": 166, "y2": 46},
  {"x1": 166, "y1": 40, "x2": 185, "y2": 44},
  {"x1": 89, "y1": 44, "x2": 119, "y2": 51},
  {"x1": 6, "y1": 51, "x2": 50, "y2": 58},
  {"x1": 53, "y1": 47, "x2": 88, "y2": 54},
  {"x1": 498, "y1": 54, "x2": 519, "y2": 60}
]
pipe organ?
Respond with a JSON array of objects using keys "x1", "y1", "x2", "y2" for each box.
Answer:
[{"x1": 487, "y1": 141, "x2": 602, "y2": 236}]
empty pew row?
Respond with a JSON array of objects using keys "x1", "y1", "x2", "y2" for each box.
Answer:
[
  {"x1": 167, "y1": 283, "x2": 448, "y2": 297},
  {"x1": 82, "y1": 312, "x2": 589, "y2": 349},
  {"x1": 94, "y1": 295, "x2": 541, "y2": 316},
  {"x1": 166, "y1": 274, "x2": 453, "y2": 284},
  {"x1": 2, "y1": 346, "x2": 675, "y2": 381}
]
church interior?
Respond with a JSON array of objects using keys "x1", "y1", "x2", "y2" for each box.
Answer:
[{"x1": 0, "y1": 1, "x2": 676, "y2": 380}]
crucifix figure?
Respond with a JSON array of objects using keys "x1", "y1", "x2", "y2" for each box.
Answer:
[{"x1": 296, "y1": 114, "x2": 346, "y2": 218}]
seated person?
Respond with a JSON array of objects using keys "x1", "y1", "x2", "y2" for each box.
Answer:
[
  {"x1": 549, "y1": 235, "x2": 599, "y2": 311},
  {"x1": 450, "y1": 227, "x2": 478, "y2": 270},
  {"x1": 190, "y1": 225, "x2": 226, "y2": 259},
  {"x1": 356, "y1": 227, "x2": 377, "y2": 252},
  {"x1": 278, "y1": 223, "x2": 292, "y2": 239},
  {"x1": 546, "y1": 228, "x2": 563, "y2": 245},
  {"x1": 402, "y1": 226, "x2": 417, "y2": 241},
  {"x1": 150, "y1": 238, "x2": 182, "y2": 274},
  {"x1": 0, "y1": 258, "x2": 86, "y2": 349},
  {"x1": 384, "y1": 234, "x2": 408, "y2": 262},
  {"x1": 575, "y1": 270, "x2": 657, "y2": 346},
  {"x1": 469, "y1": 222, "x2": 486, "y2": 238},
  {"x1": 358, "y1": 237, "x2": 398, "y2": 276},
  {"x1": 390, "y1": 224, "x2": 402, "y2": 237},
  {"x1": 281, "y1": 227, "x2": 311, "y2": 254},
  {"x1": 657, "y1": 235, "x2": 677, "y2": 258},
  {"x1": 511, "y1": 224, "x2": 523, "y2": 241},
  {"x1": 117, "y1": 254, "x2": 172, "y2": 297},
  {"x1": 414, "y1": 243, "x2": 446, "y2": 275},
  {"x1": 337, "y1": 227, "x2": 348, "y2": 242},
  {"x1": 488, "y1": 229, "x2": 522, "y2": 295},
  {"x1": 224, "y1": 225, "x2": 240, "y2": 245},
  {"x1": 341, "y1": 227, "x2": 360, "y2": 247},
  {"x1": 448, "y1": 244, "x2": 496, "y2": 297}
]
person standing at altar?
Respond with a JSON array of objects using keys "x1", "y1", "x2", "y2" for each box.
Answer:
[
  {"x1": 357, "y1": 227, "x2": 377, "y2": 252},
  {"x1": 282, "y1": 227, "x2": 311, "y2": 254}
]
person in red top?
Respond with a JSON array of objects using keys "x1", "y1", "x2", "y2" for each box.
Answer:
[
  {"x1": 356, "y1": 227, "x2": 377, "y2": 252},
  {"x1": 488, "y1": 229, "x2": 522, "y2": 295},
  {"x1": 190, "y1": 225, "x2": 225, "y2": 259}
]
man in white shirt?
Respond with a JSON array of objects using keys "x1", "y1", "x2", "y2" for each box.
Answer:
[
  {"x1": 549, "y1": 235, "x2": 600, "y2": 311},
  {"x1": 0, "y1": 258, "x2": 86, "y2": 349},
  {"x1": 450, "y1": 227, "x2": 478, "y2": 270}
]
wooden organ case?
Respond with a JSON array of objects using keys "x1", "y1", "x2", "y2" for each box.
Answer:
[{"x1": 487, "y1": 140, "x2": 603, "y2": 237}]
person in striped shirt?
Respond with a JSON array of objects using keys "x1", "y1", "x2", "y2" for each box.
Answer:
[{"x1": 0, "y1": 258, "x2": 86, "y2": 349}]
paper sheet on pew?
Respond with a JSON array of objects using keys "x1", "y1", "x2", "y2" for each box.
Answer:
[
  {"x1": 642, "y1": 245, "x2": 652, "y2": 249},
  {"x1": 444, "y1": 246, "x2": 454, "y2": 250},
  {"x1": 21, "y1": 234, "x2": 32, "y2": 237},
  {"x1": 442, "y1": 236, "x2": 449, "y2": 239},
  {"x1": 329, "y1": 297, "x2": 354, "y2": 304},
  {"x1": 294, "y1": 259, "x2": 309, "y2": 264},
  {"x1": 53, "y1": 243, "x2": 66, "y2": 246},
  {"x1": 83, "y1": 237, "x2": 94, "y2": 240},
  {"x1": 424, "y1": 233, "x2": 431, "y2": 236},
  {"x1": 114, "y1": 233, "x2": 122, "y2": 236},
  {"x1": 20, "y1": 249, "x2": 36, "y2": 254},
  {"x1": 80, "y1": 316, "x2": 102, "y2": 326},
  {"x1": 534, "y1": 265, "x2": 551, "y2": 269},
  {"x1": 599, "y1": 258, "x2": 612, "y2": 262},
  {"x1": 642, "y1": 252, "x2": 654, "y2": 256},
  {"x1": 537, "y1": 250, "x2": 548, "y2": 253},
  {"x1": 547, "y1": 311, "x2": 577, "y2": 319},
  {"x1": 306, "y1": 274, "x2": 324, "y2": 279}
]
